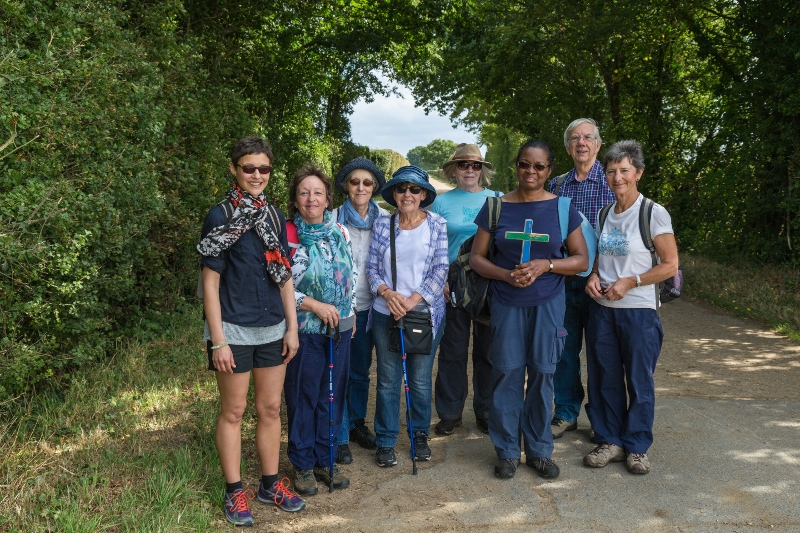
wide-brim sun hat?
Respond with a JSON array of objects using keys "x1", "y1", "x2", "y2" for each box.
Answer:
[
  {"x1": 380, "y1": 165, "x2": 437, "y2": 208},
  {"x1": 334, "y1": 157, "x2": 385, "y2": 196},
  {"x1": 441, "y1": 143, "x2": 493, "y2": 170}
]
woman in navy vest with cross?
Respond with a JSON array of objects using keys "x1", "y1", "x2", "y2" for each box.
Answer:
[{"x1": 469, "y1": 140, "x2": 589, "y2": 480}]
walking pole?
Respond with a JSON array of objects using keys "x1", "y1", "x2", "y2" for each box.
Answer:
[
  {"x1": 398, "y1": 318, "x2": 417, "y2": 475},
  {"x1": 323, "y1": 323, "x2": 340, "y2": 492}
]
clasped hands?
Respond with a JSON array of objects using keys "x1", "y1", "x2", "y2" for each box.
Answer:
[{"x1": 507, "y1": 259, "x2": 549, "y2": 288}]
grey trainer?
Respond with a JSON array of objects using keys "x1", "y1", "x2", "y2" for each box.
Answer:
[
  {"x1": 583, "y1": 443, "x2": 626, "y2": 468},
  {"x1": 626, "y1": 452, "x2": 651, "y2": 474}
]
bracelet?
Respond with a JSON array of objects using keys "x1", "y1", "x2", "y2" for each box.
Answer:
[
  {"x1": 210, "y1": 342, "x2": 228, "y2": 350},
  {"x1": 589, "y1": 271, "x2": 599, "y2": 277}
]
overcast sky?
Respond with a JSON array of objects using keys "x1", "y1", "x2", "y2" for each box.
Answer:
[{"x1": 350, "y1": 82, "x2": 480, "y2": 158}]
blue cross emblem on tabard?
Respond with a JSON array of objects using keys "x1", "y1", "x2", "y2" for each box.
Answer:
[{"x1": 505, "y1": 219, "x2": 549, "y2": 263}]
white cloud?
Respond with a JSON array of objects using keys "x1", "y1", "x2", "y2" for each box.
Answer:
[{"x1": 350, "y1": 83, "x2": 480, "y2": 158}]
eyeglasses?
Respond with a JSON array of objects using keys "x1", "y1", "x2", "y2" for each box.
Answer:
[
  {"x1": 237, "y1": 164, "x2": 272, "y2": 175},
  {"x1": 455, "y1": 161, "x2": 483, "y2": 171},
  {"x1": 394, "y1": 184, "x2": 423, "y2": 195},
  {"x1": 516, "y1": 161, "x2": 551, "y2": 172},
  {"x1": 568, "y1": 134, "x2": 597, "y2": 144},
  {"x1": 348, "y1": 177, "x2": 375, "y2": 187}
]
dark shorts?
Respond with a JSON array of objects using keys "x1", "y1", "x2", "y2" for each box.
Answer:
[{"x1": 207, "y1": 339, "x2": 284, "y2": 373}]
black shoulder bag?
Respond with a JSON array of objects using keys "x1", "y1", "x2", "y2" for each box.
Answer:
[{"x1": 387, "y1": 214, "x2": 434, "y2": 355}]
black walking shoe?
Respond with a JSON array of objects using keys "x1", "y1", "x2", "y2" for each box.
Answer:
[
  {"x1": 475, "y1": 417, "x2": 489, "y2": 434},
  {"x1": 335, "y1": 444, "x2": 352, "y2": 464},
  {"x1": 376, "y1": 447, "x2": 397, "y2": 467},
  {"x1": 494, "y1": 458, "x2": 519, "y2": 479},
  {"x1": 434, "y1": 416, "x2": 462, "y2": 435},
  {"x1": 412, "y1": 432, "x2": 431, "y2": 461},
  {"x1": 551, "y1": 417, "x2": 578, "y2": 439},
  {"x1": 526, "y1": 456, "x2": 560, "y2": 479},
  {"x1": 350, "y1": 424, "x2": 377, "y2": 449}
]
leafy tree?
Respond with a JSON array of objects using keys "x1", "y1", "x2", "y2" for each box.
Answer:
[{"x1": 406, "y1": 139, "x2": 457, "y2": 170}]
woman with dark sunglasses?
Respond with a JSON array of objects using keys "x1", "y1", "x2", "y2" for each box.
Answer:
[
  {"x1": 328, "y1": 158, "x2": 388, "y2": 464},
  {"x1": 366, "y1": 166, "x2": 449, "y2": 467},
  {"x1": 197, "y1": 137, "x2": 306, "y2": 526},
  {"x1": 469, "y1": 140, "x2": 589, "y2": 480},
  {"x1": 429, "y1": 144, "x2": 501, "y2": 437}
]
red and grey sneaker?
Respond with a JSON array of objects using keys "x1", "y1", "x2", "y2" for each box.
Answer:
[
  {"x1": 257, "y1": 477, "x2": 306, "y2": 512},
  {"x1": 224, "y1": 488, "x2": 255, "y2": 526}
]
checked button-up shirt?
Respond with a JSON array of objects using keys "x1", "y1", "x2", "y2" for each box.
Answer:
[{"x1": 549, "y1": 159, "x2": 616, "y2": 231}]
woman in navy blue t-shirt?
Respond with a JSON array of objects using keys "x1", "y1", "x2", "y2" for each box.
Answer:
[{"x1": 469, "y1": 140, "x2": 589, "y2": 480}]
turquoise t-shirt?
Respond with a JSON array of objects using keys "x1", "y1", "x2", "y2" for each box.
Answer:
[{"x1": 429, "y1": 187, "x2": 502, "y2": 263}]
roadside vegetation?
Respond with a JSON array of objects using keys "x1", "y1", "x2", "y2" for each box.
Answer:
[
  {"x1": 682, "y1": 254, "x2": 800, "y2": 342},
  {"x1": 0, "y1": 305, "x2": 223, "y2": 531}
]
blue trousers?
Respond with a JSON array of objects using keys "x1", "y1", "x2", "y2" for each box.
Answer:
[
  {"x1": 585, "y1": 302, "x2": 663, "y2": 454},
  {"x1": 488, "y1": 292, "x2": 567, "y2": 460},
  {"x1": 434, "y1": 304, "x2": 493, "y2": 421},
  {"x1": 337, "y1": 310, "x2": 373, "y2": 445},
  {"x1": 553, "y1": 277, "x2": 591, "y2": 422},
  {"x1": 372, "y1": 310, "x2": 445, "y2": 448},
  {"x1": 285, "y1": 330, "x2": 351, "y2": 470}
]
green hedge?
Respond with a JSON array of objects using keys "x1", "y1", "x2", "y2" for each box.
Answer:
[{"x1": 0, "y1": 0, "x2": 252, "y2": 399}]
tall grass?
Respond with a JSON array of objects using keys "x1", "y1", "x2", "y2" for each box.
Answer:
[
  {"x1": 682, "y1": 253, "x2": 800, "y2": 342},
  {"x1": 0, "y1": 306, "x2": 220, "y2": 532}
]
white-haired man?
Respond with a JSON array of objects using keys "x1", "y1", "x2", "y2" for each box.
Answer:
[{"x1": 549, "y1": 118, "x2": 615, "y2": 439}]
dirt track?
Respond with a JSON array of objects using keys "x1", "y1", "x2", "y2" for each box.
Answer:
[{"x1": 227, "y1": 177, "x2": 800, "y2": 532}]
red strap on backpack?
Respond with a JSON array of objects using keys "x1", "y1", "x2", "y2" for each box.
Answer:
[{"x1": 285, "y1": 221, "x2": 299, "y2": 258}]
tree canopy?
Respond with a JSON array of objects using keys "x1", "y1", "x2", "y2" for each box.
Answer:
[{"x1": 396, "y1": 0, "x2": 800, "y2": 263}]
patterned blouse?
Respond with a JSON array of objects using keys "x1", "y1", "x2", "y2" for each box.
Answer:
[{"x1": 291, "y1": 222, "x2": 358, "y2": 334}]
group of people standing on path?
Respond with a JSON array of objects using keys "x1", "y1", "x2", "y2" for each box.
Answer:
[{"x1": 197, "y1": 118, "x2": 679, "y2": 527}]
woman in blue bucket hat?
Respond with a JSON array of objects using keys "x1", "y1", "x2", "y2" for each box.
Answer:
[
  {"x1": 366, "y1": 166, "x2": 449, "y2": 467},
  {"x1": 330, "y1": 158, "x2": 388, "y2": 464}
]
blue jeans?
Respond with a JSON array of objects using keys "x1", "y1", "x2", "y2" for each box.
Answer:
[
  {"x1": 337, "y1": 310, "x2": 374, "y2": 445},
  {"x1": 488, "y1": 292, "x2": 566, "y2": 460},
  {"x1": 585, "y1": 302, "x2": 663, "y2": 453},
  {"x1": 372, "y1": 310, "x2": 445, "y2": 448},
  {"x1": 553, "y1": 277, "x2": 591, "y2": 423}
]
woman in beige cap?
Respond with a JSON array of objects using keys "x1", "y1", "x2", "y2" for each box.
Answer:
[{"x1": 429, "y1": 143, "x2": 502, "y2": 436}]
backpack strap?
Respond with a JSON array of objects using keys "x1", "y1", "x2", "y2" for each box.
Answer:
[
  {"x1": 598, "y1": 203, "x2": 613, "y2": 235},
  {"x1": 487, "y1": 196, "x2": 502, "y2": 235},
  {"x1": 390, "y1": 213, "x2": 398, "y2": 291},
  {"x1": 638, "y1": 196, "x2": 661, "y2": 311},
  {"x1": 552, "y1": 173, "x2": 569, "y2": 196},
  {"x1": 557, "y1": 196, "x2": 570, "y2": 255},
  {"x1": 638, "y1": 197, "x2": 658, "y2": 268}
]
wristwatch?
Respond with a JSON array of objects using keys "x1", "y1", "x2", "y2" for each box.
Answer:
[
  {"x1": 548, "y1": 260, "x2": 554, "y2": 272},
  {"x1": 635, "y1": 275, "x2": 642, "y2": 287},
  {"x1": 379, "y1": 287, "x2": 390, "y2": 298}
]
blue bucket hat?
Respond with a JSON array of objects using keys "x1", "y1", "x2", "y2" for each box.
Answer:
[
  {"x1": 334, "y1": 157, "x2": 385, "y2": 196},
  {"x1": 380, "y1": 165, "x2": 437, "y2": 208}
]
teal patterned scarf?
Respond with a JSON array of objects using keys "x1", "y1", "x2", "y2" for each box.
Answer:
[{"x1": 294, "y1": 210, "x2": 354, "y2": 333}]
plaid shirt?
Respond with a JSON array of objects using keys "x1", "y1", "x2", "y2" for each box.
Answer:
[
  {"x1": 366, "y1": 211, "x2": 449, "y2": 336},
  {"x1": 548, "y1": 160, "x2": 615, "y2": 231}
]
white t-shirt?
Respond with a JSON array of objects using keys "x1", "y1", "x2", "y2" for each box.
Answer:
[
  {"x1": 372, "y1": 219, "x2": 431, "y2": 316},
  {"x1": 595, "y1": 194, "x2": 673, "y2": 310}
]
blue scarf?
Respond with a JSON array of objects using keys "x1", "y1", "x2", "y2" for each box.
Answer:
[
  {"x1": 294, "y1": 210, "x2": 354, "y2": 333},
  {"x1": 337, "y1": 198, "x2": 381, "y2": 230}
]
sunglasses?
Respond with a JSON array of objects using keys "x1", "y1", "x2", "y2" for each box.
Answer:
[
  {"x1": 237, "y1": 164, "x2": 272, "y2": 175},
  {"x1": 348, "y1": 177, "x2": 375, "y2": 187},
  {"x1": 516, "y1": 161, "x2": 551, "y2": 172},
  {"x1": 456, "y1": 161, "x2": 483, "y2": 171},
  {"x1": 394, "y1": 184, "x2": 423, "y2": 195}
]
